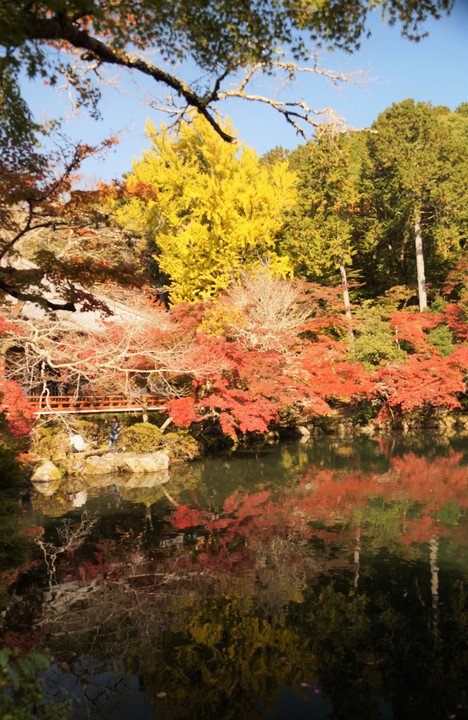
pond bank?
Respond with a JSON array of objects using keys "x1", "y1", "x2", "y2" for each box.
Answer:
[{"x1": 26, "y1": 407, "x2": 468, "y2": 485}]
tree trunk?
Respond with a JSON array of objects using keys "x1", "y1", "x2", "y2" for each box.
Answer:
[
  {"x1": 430, "y1": 536, "x2": 439, "y2": 631},
  {"x1": 339, "y1": 255, "x2": 354, "y2": 341},
  {"x1": 159, "y1": 416, "x2": 173, "y2": 434},
  {"x1": 353, "y1": 524, "x2": 361, "y2": 593},
  {"x1": 414, "y1": 212, "x2": 427, "y2": 312}
]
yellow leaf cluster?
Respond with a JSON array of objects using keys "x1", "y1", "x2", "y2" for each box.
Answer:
[
  {"x1": 199, "y1": 303, "x2": 248, "y2": 337},
  {"x1": 115, "y1": 113, "x2": 297, "y2": 302}
]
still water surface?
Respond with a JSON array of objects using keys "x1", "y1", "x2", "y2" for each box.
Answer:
[{"x1": 24, "y1": 436, "x2": 468, "y2": 720}]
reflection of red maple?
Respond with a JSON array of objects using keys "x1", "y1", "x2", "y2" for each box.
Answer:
[
  {"x1": 170, "y1": 505, "x2": 207, "y2": 530},
  {"x1": 36, "y1": 452, "x2": 466, "y2": 603},
  {"x1": 390, "y1": 452, "x2": 468, "y2": 509},
  {"x1": 167, "y1": 452, "x2": 468, "y2": 563},
  {"x1": 399, "y1": 516, "x2": 450, "y2": 545}
]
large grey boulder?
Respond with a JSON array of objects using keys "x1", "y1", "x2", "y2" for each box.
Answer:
[
  {"x1": 31, "y1": 459, "x2": 62, "y2": 482},
  {"x1": 80, "y1": 454, "x2": 120, "y2": 476},
  {"x1": 117, "y1": 451, "x2": 169, "y2": 474},
  {"x1": 77, "y1": 451, "x2": 170, "y2": 476}
]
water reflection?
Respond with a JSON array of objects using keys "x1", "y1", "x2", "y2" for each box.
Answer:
[{"x1": 12, "y1": 438, "x2": 468, "y2": 719}]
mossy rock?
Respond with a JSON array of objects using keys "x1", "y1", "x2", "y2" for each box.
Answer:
[
  {"x1": 69, "y1": 418, "x2": 108, "y2": 446},
  {"x1": 161, "y1": 430, "x2": 205, "y2": 462},
  {"x1": 312, "y1": 415, "x2": 338, "y2": 434},
  {"x1": 32, "y1": 431, "x2": 71, "y2": 461},
  {"x1": 33, "y1": 418, "x2": 104, "y2": 457},
  {"x1": 119, "y1": 423, "x2": 164, "y2": 453}
]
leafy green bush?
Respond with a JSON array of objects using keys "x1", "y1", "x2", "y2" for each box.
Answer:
[
  {"x1": 0, "y1": 647, "x2": 71, "y2": 720},
  {"x1": 162, "y1": 430, "x2": 204, "y2": 461},
  {"x1": 0, "y1": 494, "x2": 29, "y2": 573},
  {"x1": 0, "y1": 414, "x2": 26, "y2": 490},
  {"x1": 427, "y1": 324, "x2": 454, "y2": 357},
  {"x1": 0, "y1": 493, "x2": 30, "y2": 611},
  {"x1": 0, "y1": 446, "x2": 24, "y2": 491},
  {"x1": 352, "y1": 309, "x2": 407, "y2": 369},
  {"x1": 119, "y1": 422, "x2": 164, "y2": 452},
  {"x1": 353, "y1": 403, "x2": 379, "y2": 426}
]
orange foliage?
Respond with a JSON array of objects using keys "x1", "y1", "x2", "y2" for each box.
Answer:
[
  {"x1": 374, "y1": 355, "x2": 466, "y2": 413},
  {"x1": 390, "y1": 311, "x2": 441, "y2": 352}
]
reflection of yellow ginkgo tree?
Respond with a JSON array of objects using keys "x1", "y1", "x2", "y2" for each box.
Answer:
[
  {"x1": 128, "y1": 595, "x2": 319, "y2": 718},
  {"x1": 112, "y1": 113, "x2": 297, "y2": 302}
]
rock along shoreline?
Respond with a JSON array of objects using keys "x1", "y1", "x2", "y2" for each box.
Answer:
[{"x1": 31, "y1": 450, "x2": 170, "y2": 483}]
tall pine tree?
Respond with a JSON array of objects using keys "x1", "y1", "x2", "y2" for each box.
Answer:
[{"x1": 364, "y1": 100, "x2": 468, "y2": 310}]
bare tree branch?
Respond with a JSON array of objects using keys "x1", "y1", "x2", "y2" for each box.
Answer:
[
  {"x1": 216, "y1": 59, "x2": 370, "y2": 138},
  {"x1": 4, "y1": 298, "x2": 224, "y2": 400}
]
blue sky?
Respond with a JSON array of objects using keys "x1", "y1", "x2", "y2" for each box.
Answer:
[{"x1": 25, "y1": 0, "x2": 468, "y2": 186}]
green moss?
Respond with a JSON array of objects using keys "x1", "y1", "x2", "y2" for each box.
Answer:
[
  {"x1": 32, "y1": 417, "x2": 205, "y2": 463},
  {"x1": 32, "y1": 431, "x2": 71, "y2": 460},
  {"x1": 34, "y1": 416, "x2": 133, "y2": 455}
]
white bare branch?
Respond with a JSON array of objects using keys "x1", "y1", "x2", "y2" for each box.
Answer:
[
  {"x1": 216, "y1": 59, "x2": 371, "y2": 137},
  {"x1": 4, "y1": 295, "x2": 224, "y2": 400},
  {"x1": 138, "y1": 57, "x2": 372, "y2": 140},
  {"x1": 218, "y1": 261, "x2": 314, "y2": 351}
]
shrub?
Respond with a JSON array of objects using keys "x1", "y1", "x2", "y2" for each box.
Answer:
[
  {"x1": 32, "y1": 431, "x2": 71, "y2": 460},
  {"x1": 0, "y1": 647, "x2": 71, "y2": 720},
  {"x1": 427, "y1": 324, "x2": 455, "y2": 357},
  {"x1": 162, "y1": 430, "x2": 204, "y2": 461},
  {"x1": 352, "y1": 309, "x2": 407, "y2": 369},
  {"x1": 119, "y1": 422, "x2": 164, "y2": 452},
  {"x1": 353, "y1": 402, "x2": 379, "y2": 426}
]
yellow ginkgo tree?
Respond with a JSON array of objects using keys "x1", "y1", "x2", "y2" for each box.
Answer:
[{"x1": 112, "y1": 113, "x2": 297, "y2": 302}]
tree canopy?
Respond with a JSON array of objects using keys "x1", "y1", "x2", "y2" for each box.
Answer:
[
  {"x1": 282, "y1": 129, "x2": 364, "y2": 282},
  {"x1": 0, "y1": 0, "x2": 453, "y2": 147},
  {"x1": 280, "y1": 101, "x2": 468, "y2": 309},
  {"x1": 363, "y1": 99, "x2": 468, "y2": 309},
  {"x1": 111, "y1": 114, "x2": 296, "y2": 301}
]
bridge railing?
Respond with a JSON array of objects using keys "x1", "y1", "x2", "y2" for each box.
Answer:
[{"x1": 25, "y1": 394, "x2": 167, "y2": 415}]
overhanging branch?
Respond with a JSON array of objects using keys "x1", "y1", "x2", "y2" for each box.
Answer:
[{"x1": 23, "y1": 15, "x2": 236, "y2": 142}]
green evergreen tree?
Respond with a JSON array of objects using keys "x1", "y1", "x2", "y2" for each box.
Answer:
[
  {"x1": 281, "y1": 128, "x2": 368, "y2": 322},
  {"x1": 363, "y1": 100, "x2": 468, "y2": 310}
]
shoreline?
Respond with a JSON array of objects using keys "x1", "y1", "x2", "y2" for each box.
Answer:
[{"x1": 27, "y1": 406, "x2": 468, "y2": 485}]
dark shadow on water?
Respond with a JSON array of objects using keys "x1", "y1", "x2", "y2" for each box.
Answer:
[{"x1": 3, "y1": 434, "x2": 468, "y2": 720}]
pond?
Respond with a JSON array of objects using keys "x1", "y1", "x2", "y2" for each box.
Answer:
[{"x1": 9, "y1": 435, "x2": 468, "y2": 719}]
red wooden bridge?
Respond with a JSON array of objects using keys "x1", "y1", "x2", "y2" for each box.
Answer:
[{"x1": 25, "y1": 394, "x2": 167, "y2": 416}]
